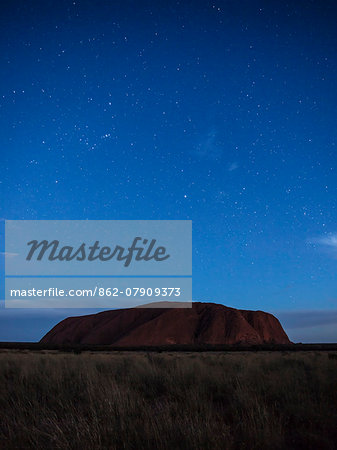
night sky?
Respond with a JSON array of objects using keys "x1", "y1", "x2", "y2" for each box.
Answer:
[{"x1": 1, "y1": 0, "x2": 337, "y2": 342}]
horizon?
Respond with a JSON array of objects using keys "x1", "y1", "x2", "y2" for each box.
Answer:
[{"x1": 1, "y1": 300, "x2": 337, "y2": 344}]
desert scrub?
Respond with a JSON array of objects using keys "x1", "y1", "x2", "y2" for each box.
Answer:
[{"x1": 0, "y1": 351, "x2": 336, "y2": 449}]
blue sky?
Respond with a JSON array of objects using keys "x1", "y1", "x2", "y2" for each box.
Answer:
[{"x1": 0, "y1": 0, "x2": 337, "y2": 342}]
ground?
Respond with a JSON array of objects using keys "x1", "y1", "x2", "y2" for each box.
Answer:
[{"x1": 0, "y1": 350, "x2": 336, "y2": 449}]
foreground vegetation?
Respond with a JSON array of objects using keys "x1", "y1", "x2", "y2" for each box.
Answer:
[{"x1": 0, "y1": 351, "x2": 336, "y2": 449}]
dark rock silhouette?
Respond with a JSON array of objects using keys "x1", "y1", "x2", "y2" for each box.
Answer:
[{"x1": 40, "y1": 302, "x2": 291, "y2": 346}]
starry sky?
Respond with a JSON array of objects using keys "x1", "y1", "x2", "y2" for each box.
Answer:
[{"x1": 0, "y1": 0, "x2": 337, "y2": 342}]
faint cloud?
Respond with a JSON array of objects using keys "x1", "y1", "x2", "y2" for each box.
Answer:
[
  {"x1": 318, "y1": 234, "x2": 337, "y2": 249},
  {"x1": 309, "y1": 233, "x2": 337, "y2": 258},
  {"x1": 0, "y1": 252, "x2": 19, "y2": 258},
  {"x1": 275, "y1": 310, "x2": 337, "y2": 343},
  {"x1": 228, "y1": 162, "x2": 239, "y2": 172},
  {"x1": 275, "y1": 310, "x2": 337, "y2": 330},
  {"x1": 195, "y1": 129, "x2": 223, "y2": 160}
]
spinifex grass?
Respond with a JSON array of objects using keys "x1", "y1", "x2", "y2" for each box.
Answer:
[{"x1": 0, "y1": 351, "x2": 336, "y2": 449}]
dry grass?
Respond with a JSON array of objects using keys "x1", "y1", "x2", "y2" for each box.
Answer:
[{"x1": 0, "y1": 350, "x2": 336, "y2": 449}]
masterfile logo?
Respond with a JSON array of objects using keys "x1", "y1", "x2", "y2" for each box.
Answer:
[
  {"x1": 5, "y1": 220, "x2": 192, "y2": 308},
  {"x1": 26, "y1": 237, "x2": 170, "y2": 266}
]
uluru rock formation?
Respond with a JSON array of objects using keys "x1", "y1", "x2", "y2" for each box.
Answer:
[{"x1": 40, "y1": 302, "x2": 291, "y2": 346}]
